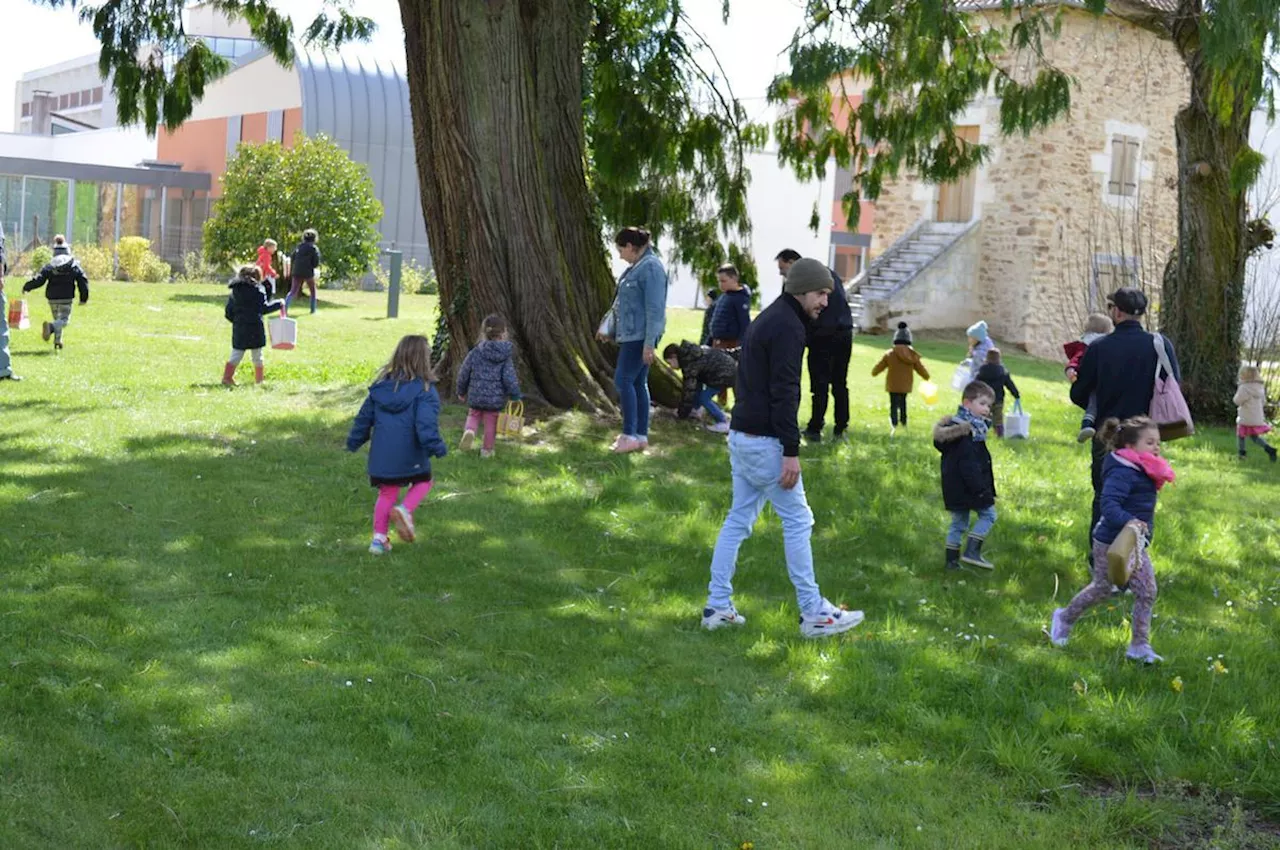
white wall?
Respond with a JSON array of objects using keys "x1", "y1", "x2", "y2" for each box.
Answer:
[
  {"x1": 0, "y1": 124, "x2": 156, "y2": 166},
  {"x1": 1247, "y1": 109, "x2": 1280, "y2": 340},
  {"x1": 610, "y1": 145, "x2": 833, "y2": 312},
  {"x1": 187, "y1": 54, "x2": 301, "y2": 120}
]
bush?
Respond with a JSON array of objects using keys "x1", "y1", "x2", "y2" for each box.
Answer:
[
  {"x1": 27, "y1": 246, "x2": 53, "y2": 275},
  {"x1": 76, "y1": 244, "x2": 114, "y2": 280},
  {"x1": 175, "y1": 251, "x2": 224, "y2": 285},
  {"x1": 371, "y1": 259, "x2": 436, "y2": 294},
  {"x1": 116, "y1": 237, "x2": 170, "y2": 282}
]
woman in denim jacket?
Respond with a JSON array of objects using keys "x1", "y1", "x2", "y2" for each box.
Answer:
[{"x1": 607, "y1": 227, "x2": 668, "y2": 453}]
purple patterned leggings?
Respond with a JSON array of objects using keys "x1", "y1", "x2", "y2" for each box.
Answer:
[{"x1": 1062, "y1": 538, "x2": 1158, "y2": 647}]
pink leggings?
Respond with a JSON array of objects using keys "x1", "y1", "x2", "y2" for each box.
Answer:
[
  {"x1": 372, "y1": 481, "x2": 433, "y2": 536},
  {"x1": 465, "y1": 409, "x2": 500, "y2": 451}
]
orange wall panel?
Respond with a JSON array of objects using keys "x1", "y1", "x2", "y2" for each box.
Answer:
[
  {"x1": 157, "y1": 117, "x2": 229, "y2": 193},
  {"x1": 241, "y1": 112, "x2": 268, "y2": 144},
  {"x1": 282, "y1": 107, "x2": 302, "y2": 146}
]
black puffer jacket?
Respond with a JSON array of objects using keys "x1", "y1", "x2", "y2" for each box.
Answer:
[
  {"x1": 291, "y1": 241, "x2": 321, "y2": 278},
  {"x1": 933, "y1": 417, "x2": 996, "y2": 511},
  {"x1": 224, "y1": 276, "x2": 283, "y2": 350},
  {"x1": 671, "y1": 340, "x2": 738, "y2": 418},
  {"x1": 24, "y1": 254, "x2": 89, "y2": 302}
]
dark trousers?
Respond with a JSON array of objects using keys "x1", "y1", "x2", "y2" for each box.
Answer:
[
  {"x1": 889, "y1": 392, "x2": 908, "y2": 426},
  {"x1": 1089, "y1": 437, "x2": 1107, "y2": 562},
  {"x1": 806, "y1": 332, "x2": 853, "y2": 435}
]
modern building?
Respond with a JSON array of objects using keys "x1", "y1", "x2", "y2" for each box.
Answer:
[{"x1": 2, "y1": 3, "x2": 429, "y2": 275}]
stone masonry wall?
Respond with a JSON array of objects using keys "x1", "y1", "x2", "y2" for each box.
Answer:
[{"x1": 867, "y1": 8, "x2": 1186, "y2": 359}]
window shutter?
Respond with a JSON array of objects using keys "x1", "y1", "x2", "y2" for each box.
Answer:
[
  {"x1": 1123, "y1": 137, "x2": 1140, "y2": 197},
  {"x1": 1108, "y1": 136, "x2": 1124, "y2": 194}
]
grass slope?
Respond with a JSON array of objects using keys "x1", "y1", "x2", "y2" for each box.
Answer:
[{"x1": 0, "y1": 283, "x2": 1277, "y2": 848}]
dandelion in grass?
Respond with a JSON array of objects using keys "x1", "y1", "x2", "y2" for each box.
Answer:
[
  {"x1": 1210, "y1": 659, "x2": 1228, "y2": 675},
  {"x1": 1171, "y1": 676, "x2": 1183, "y2": 693}
]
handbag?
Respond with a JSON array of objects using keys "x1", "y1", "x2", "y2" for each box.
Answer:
[
  {"x1": 497, "y1": 401, "x2": 524, "y2": 438},
  {"x1": 1149, "y1": 333, "x2": 1193, "y2": 440},
  {"x1": 1004, "y1": 399, "x2": 1030, "y2": 439},
  {"x1": 269, "y1": 309, "x2": 297, "y2": 350},
  {"x1": 1107, "y1": 521, "x2": 1146, "y2": 587},
  {"x1": 7, "y1": 298, "x2": 29, "y2": 330},
  {"x1": 950, "y1": 359, "x2": 972, "y2": 391},
  {"x1": 597, "y1": 299, "x2": 618, "y2": 342}
]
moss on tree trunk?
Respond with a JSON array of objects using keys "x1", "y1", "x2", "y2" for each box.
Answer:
[{"x1": 399, "y1": 0, "x2": 680, "y2": 412}]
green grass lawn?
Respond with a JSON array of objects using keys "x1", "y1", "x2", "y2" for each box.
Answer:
[{"x1": 1, "y1": 282, "x2": 1278, "y2": 848}]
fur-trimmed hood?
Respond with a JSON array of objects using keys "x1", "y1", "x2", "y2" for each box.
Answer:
[{"x1": 932, "y1": 417, "x2": 973, "y2": 443}]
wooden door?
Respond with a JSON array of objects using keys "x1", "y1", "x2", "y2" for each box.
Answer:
[{"x1": 936, "y1": 126, "x2": 980, "y2": 223}]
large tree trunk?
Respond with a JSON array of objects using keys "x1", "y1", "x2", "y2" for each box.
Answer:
[
  {"x1": 399, "y1": 0, "x2": 618, "y2": 410},
  {"x1": 1164, "y1": 8, "x2": 1253, "y2": 423}
]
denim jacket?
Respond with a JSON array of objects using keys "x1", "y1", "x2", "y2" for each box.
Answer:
[{"x1": 614, "y1": 247, "x2": 668, "y2": 347}]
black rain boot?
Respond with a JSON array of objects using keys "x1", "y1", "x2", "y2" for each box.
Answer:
[
  {"x1": 945, "y1": 546, "x2": 961, "y2": 571},
  {"x1": 960, "y1": 536, "x2": 995, "y2": 570},
  {"x1": 1267, "y1": 445, "x2": 1278, "y2": 463}
]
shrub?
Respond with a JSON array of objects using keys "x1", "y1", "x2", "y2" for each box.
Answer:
[
  {"x1": 116, "y1": 237, "x2": 170, "y2": 282},
  {"x1": 28, "y1": 246, "x2": 53, "y2": 275},
  {"x1": 371, "y1": 258, "x2": 435, "y2": 294},
  {"x1": 76, "y1": 244, "x2": 114, "y2": 280},
  {"x1": 175, "y1": 251, "x2": 224, "y2": 284}
]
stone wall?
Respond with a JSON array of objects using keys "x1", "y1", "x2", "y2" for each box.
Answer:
[
  {"x1": 864, "y1": 223, "x2": 984, "y2": 331},
  {"x1": 867, "y1": 7, "x2": 1186, "y2": 358}
]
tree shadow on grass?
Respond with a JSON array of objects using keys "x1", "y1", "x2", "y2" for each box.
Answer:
[
  {"x1": 168, "y1": 293, "x2": 354, "y2": 311},
  {"x1": 0, "y1": 410, "x2": 1277, "y2": 845}
]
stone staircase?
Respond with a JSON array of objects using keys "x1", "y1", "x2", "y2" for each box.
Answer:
[{"x1": 861, "y1": 220, "x2": 976, "y2": 300}]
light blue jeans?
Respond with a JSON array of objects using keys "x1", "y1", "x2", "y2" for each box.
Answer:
[
  {"x1": 695, "y1": 386, "x2": 727, "y2": 423},
  {"x1": 0, "y1": 288, "x2": 13, "y2": 377},
  {"x1": 708, "y1": 431, "x2": 822, "y2": 614},
  {"x1": 947, "y1": 506, "x2": 997, "y2": 547}
]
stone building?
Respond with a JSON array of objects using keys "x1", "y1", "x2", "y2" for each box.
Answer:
[{"x1": 858, "y1": 1, "x2": 1187, "y2": 358}]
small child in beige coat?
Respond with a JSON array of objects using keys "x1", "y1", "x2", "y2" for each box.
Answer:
[{"x1": 1234, "y1": 364, "x2": 1276, "y2": 462}]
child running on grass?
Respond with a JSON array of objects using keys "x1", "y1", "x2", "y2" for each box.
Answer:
[
  {"x1": 974, "y1": 348, "x2": 1020, "y2": 438},
  {"x1": 870, "y1": 321, "x2": 930, "y2": 432},
  {"x1": 1234, "y1": 364, "x2": 1276, "y2": 462},
  {"x1": 456, "y1": 314, "x2": 522, "y2": 458},
  {"x1": 255, "y1": 238, "x2": 281, "y2": 297},
  {"x1": 1049, "y1": 415, "x2": 1174, "y2": 663},
  {"x1": 222, "y1": 265, "x2": 282, "y2": 386},
  {"x1": 347, "y1": 335, "x2": 448, "y2": 555},
  {"x1": 933, "y1": 380, "x2": 998, "y2": 571}
]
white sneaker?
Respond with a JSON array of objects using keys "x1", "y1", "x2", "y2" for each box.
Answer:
[
  {"x1": 1048, "y1": 607, "x2": 1070, "y2": 647},
  {"x1": 705, "y1": 420, "x2": 731, "y2": 434},
  {"x1": 460, "y1": 429, "x2": 476, "y2": 451},
  {"x1": 799, "y1": 600, "x2": 864, "y2": 638},
  {"x1": 701, "y1": 606, "x2": 746, "y2": 631},
  {"x1": 391, "y1": 505, "x2": 415, "y2": 543},
  {"x1": 1126, "y1": 644, "x2": 1164, "y2": 664}
]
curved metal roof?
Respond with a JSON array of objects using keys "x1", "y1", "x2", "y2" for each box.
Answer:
[{"x1": 295, "y1": 47, "x2": 430, "y2": 269}]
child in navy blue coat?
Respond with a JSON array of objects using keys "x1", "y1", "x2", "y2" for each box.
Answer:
[
  {"x1": 1050, "y1": 415, "x2": 1174, "y2": 663},
  {"x1": 347, "y1": 335, "x2": 448, "y2": 555},
  {"x1": 456, "y1": 314, "x2": 522, "y2": 458}
]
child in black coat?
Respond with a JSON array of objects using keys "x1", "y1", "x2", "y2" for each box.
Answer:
[
  {"x1": 974, "y1": 348, "x2": 1020, "y2": 437},
  {"x1": 933, "y1": 380, "x2": 998, "y2": 571},
  {"x1": 222, "y1": 265, "x2": 283, "y2": 386}
]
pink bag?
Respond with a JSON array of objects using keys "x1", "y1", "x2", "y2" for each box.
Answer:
[{"x1": 1149, "y1": 333, "x2": 1193, "y2": 440}]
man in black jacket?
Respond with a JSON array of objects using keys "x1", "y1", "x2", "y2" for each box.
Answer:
[
  {"x1": 23, "y1": 235, "x2": 89, "y2": 351},
  {"x1": 776, "y1": 249, "x2": 853, "y2": 442},
  {"x1": 1070, "y1": 286, "x2": 1180, "y2": 559},
  {"x1": 0, "y1": 224, "x2": 19, "y2": 380},
  {"x1": 701, "y1": 257, "x2": 865, "y2": 639}
]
